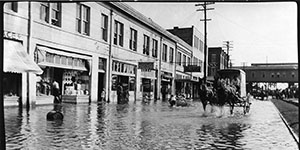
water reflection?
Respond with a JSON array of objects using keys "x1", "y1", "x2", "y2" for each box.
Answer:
[{"x1": 4, "y1": 100, "x2": 298, "y2": 149}]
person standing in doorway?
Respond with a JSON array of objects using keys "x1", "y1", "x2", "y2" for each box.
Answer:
[
  {"x1": 117, "y1": 83, "x2": 123, "y2": 104},
  {"x1": 52, "y1": 80, "x2": 61, "y2": 103},
  {"x1": 101, "y1": 88, "x2": 106, "y2": 102}
]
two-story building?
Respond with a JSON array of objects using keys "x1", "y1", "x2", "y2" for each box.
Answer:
[{"x1": 5, "y1": 2, "x2": 203, "y2": 106}]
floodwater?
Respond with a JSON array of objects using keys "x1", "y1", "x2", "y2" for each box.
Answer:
[{"x1": 4, "y1": 99, "x2": 298, "y2": 150}]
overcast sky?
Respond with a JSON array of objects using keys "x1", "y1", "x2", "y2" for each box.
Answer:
[{"x1": 126, "y1": 2, "x2": 297, "y2": 66}]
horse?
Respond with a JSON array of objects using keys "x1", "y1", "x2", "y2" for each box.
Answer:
[
  {"x1": 199, "y1": 83, "x2": 218, "y2": 112},
  {"x1": 214, "y1": 78, "x2": 239, "y2": 115}
]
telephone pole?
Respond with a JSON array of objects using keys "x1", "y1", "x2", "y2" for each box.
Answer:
[
  {"x1": 196, "y1": 2, "x2": 214, "y2": 84},
  {"x1": 223, "y1": 41, "x2": 233, "y2": 68}
]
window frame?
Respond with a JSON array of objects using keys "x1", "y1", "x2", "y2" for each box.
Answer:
[
  {"x1": 162, "y1": 44, "x2": 168, "y2": 62},
  {"x1": 169, "y1": 47, "x2": 174, "y2": 63},
  {"x1": 177, "y1": 51, "x2": 182, "y2": 66},
  {"x1": 129, "y1": 28, "x2": 137, "y2": 51},
  {"x1": 101, "y1": 13, "x2": 108, "y2": 42},
  {"x1": 114, "y1": 20, "x2": 124, "y2": 47},
  {"x1": 152, "y1": 39, "x2": 158, "y2": 58},
  {"x1": 143, "y1": 34, "x2": 150, "y2": 55},
  {"x1": 40, "y1": 2, "x2": 62, "y2": 27},
  {"x1": 76, "y1": 3, "x2": 90, "y2": 35}
]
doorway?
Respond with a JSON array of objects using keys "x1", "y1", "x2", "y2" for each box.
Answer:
[{"x1": 98, "y1": 72, "x2": 105, "y2": 100}]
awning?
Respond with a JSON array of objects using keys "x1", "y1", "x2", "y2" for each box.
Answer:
[
  {"x1": 3, "y1": 40, "x2": 43, "y2": 74},
  {"x1": 35, "y1": 46, "x2": 90, "y2": 72}
]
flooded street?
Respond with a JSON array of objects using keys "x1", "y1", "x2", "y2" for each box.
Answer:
[{"x1": 4, "y1": 99, "x2": 298, "y2": 150}]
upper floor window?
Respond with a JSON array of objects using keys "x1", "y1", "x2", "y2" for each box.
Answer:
[
  {"x1": 101, "y1": 14, "x2": 108, "y2": 42},
  {"x1": 129, "y1": 28, "x2": 137, "y2": 51},
  {"x1": 114, "y1": 20, "x2": 124, "y2": 47},
  {"x1": 177, "y1": 51, "x2": 182, "y2": 66},
  {"x1": 11, "y1": 2, "x2": 18, "y2": 12},
  {"x1": 194, "y1": 35, "x2": 198, "y2": 49},
  {"x1": 152, "y1": 39, "x2": 158, "y2": 58},
  {"x1": 162, "y1": 44, "x2": 167, "y2": 62},
  {"x1": 200, "y1": 40, "x2": 204, "y2": 52},
  {"x1": 187, "y1": 57, "x2": 190, "y2": 65},
  {"x1": 143, "y1": 34, "x2": 150, "y2": 55},
  {"x1": 76, "y1": 3, "x2": 90, "y2": 35},
  {"x1": 169, "y1": 47, "x2": 174, "y2": 63},
  {"x1": 40, "y1": 3, "x2": 62, "y2": 27},
  {"x1": 183, "y1": 55, "x2": 186, "y2": 66}
]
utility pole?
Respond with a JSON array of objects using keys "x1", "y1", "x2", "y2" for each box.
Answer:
[
  {"x1": 223, "y1": 41, "x2": 233, "y2": 68},
  {"x1": 196, "y1": 2, "x2": 214, "y2": 84}
]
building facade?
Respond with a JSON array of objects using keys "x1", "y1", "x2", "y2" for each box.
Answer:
[
  {"x1": 4, "y1": 2, "x2": 206, "y2": 106},
  {"x1": 207, "y1": 47, "x2": 229, "y2": 81}
]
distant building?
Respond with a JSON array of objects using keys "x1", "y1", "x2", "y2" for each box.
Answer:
[
  {"x1": 234, "y1": 63, "x2": 298, "y2": 84},
  {"x1": 167, "y1": 26, "x2": 204, "y2": 98},
  {"x1": 207, "y1": 47, "x2": 229, "y2": 81}
]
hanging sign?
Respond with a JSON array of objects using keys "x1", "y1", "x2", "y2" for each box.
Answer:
[
  {"x1": 184, "y1": 65, "x2": 201, "y2": 72},
  {"x1": 138, "y1": 62, "x2": 155, "y2": 70}
]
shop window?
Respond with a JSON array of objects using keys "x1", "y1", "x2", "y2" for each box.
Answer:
[
  {"x1": 101, "y1": 13, "x2": 108, "y2": 42},
  {"x1": 143, "y1": 34, "x2": 150, "y2": 55},
  {"x1": 169, "y1": 47, "x2": 174, "y2": 63},
  {"x1": 114, "y1": 20, "x2": 124, "y2": 47},
  {"x1": 162, "y1": 44, "x2": 167, "y2": 62},
  {"x1": 152, "y1": 39, "x2": 158, "y2": 58},
  {"x1": 129, "y1": 28, "x2": 137, "y2": 51},
  {"x1": 40, "y1": 2, "x2": 61, "y2": 27},
  {"x1": 76, "y1": 3, "x2": 90, "y2": 35}
]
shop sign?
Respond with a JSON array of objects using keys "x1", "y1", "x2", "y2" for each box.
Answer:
[
  {"x1": 184, "y1": 65, "x2": 201, "y2": 72},
  {"x1": 138, "y1": 62, "x2": 154, "y2": 70},
  {"x1": 3, "y1": 31, "x2": 21, "y2": 41},
  {"x1": 112, "y1": 60, "x2": 136, "y2": 75}
]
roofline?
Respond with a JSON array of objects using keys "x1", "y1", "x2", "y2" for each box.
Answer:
[{"x1": 109, "y1": 2, "x2": 181, "y2": 43}]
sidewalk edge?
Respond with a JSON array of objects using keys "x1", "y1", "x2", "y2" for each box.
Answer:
[{"x1": 271, "y1": 101, "x2": 299, "y2": 144}]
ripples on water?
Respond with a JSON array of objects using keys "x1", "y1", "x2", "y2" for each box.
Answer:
[{"x1": 4, "y1": 100, "x2": 298, "y2": 150}]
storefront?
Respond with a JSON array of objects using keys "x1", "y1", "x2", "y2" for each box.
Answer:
[
  {"x1": 3, "y1": 39, "x2": 43, "y2": 106},
  {"x1": 161, "y1": 71, "x2": 173, "y2": 100},
  {"x1": 34, "y1": 46, "x2": 91, "y2": 104},
  {"x1": 175, "y1": 73, "x2": 192, "y2": 98},
  {"x1": 138, "y1": 62, "x2": 156, "y2": 99},
  {"x1": 111, "y1": 60, "x2": 136, "y2": 102}
]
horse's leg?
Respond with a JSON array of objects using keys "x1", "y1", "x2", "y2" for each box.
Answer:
[
  {"x1": 230, "y1": 104, "x2": 234, "y2": 115},
  {"x1": 202, "y1": 100, "x2": 207, "y2": 112}
]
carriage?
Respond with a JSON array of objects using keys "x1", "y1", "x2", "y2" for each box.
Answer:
[
  {"x1": 215, "y1": 69, "x2": 251, "y2": 114},
  {"x1": 200, "y1": 69, "x2": 251, "y2": 115}
]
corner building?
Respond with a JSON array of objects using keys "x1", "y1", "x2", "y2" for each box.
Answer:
[{"x1": 3, "y1": 2, "x2": 205, "y2": 106}]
